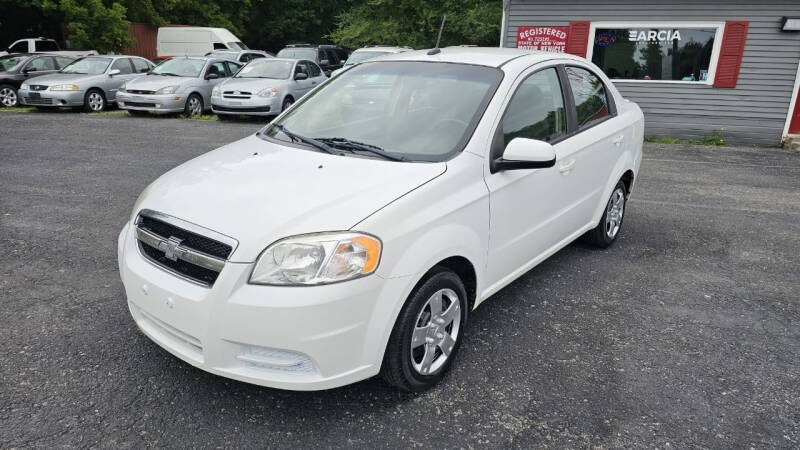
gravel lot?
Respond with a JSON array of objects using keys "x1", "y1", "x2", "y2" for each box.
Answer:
[{"x1": 1, "y1": 110, "x2": 799, "y2": 448}]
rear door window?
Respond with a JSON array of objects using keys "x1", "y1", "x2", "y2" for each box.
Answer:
[
  {"x1": 37, "y1": 40, "x2": 60, "y2": 52},
  {"x1": 132, "y1": 58, "x2": 152, "y2": 73},
  {"x1": 8, "y1": 41, "x2": 28, "y2": 53},
  {"x1": 565, "y1": 66, "x2": 612, "y2": 129}
]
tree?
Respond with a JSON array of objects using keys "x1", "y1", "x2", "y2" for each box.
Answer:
[
  {"x1": 328, "y1": 0, "x2": 502, "y2": 49},
  {"x1": 59, "y1": 0, "x2": 132, "y2": 53}
]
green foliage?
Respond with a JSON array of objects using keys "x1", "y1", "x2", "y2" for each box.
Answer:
[
  {"x1": 644, "y1": 129, "x2": 727, "y2": 147},
  {"x1": 328, "y1": 0, "x2": 502, "y2": 49},
  {"x1": 60, "y1": 0, "x2": 132, "y2": 53}
]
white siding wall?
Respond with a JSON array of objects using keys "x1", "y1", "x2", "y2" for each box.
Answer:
[{"x1": 505, "y1": 0, "x2": 800, "y2": 145}]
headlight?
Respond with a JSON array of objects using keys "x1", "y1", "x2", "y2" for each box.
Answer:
[
  {"x1": 20, "y1": 83, "x2": 28, "y2": 90},
  {"x1": 211, "y1": 85, "x2": 221, "y2": 97},
  {"x1": 156, "y1": 85, "x2": 178, "y2": 94},
  {"x1": 50, "y1": 84, "x2": 78, "y2": 91},
  {"x1": 257, "y1": 86, "x2": 279, "y2": 98},
  {"x1": 249, "y1": 232, "x2": 381, "y2": 285}
]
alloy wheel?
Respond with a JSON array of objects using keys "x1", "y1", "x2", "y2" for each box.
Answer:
[
  {"x1": 605, "y1": 187, "x2": 625, "y2": 238},
  {"x1": 88, "y1": 92, "x2": 104, "y2": 111},
  {"x1": 0, "y1": 87, "x2": 18, "y2": 107},
  {"x1": 410, "y1": 288, "x2": 461, "y2": 375},
  {"x1": 187, "y1": 96, "x2": 202, "y2": 116}
]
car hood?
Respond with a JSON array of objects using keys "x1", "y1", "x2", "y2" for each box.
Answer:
[
  {"x1": 136, "y1": 134, "x2": 446, "y2": 262},
  {"x1": 126, "y1": 75, "x2": 192, "y2": 90},
  {"x1": 219, "y1": 77, "x2": 289, "y2": 92},
  {"x1": 30, "y1": 73, "x2": 99, "y2": 85}
]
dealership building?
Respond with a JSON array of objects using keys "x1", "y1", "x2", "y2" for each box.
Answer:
[{"x1": 500, "y1": 0, "x2": 800, "y2": 145}]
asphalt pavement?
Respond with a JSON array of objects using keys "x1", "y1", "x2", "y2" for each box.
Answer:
[{"x1": 1, "y1": 110, "x2": 798, "y2": 448}]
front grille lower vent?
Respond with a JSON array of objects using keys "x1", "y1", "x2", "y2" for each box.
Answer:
[{"x1": 135, "y1": 210, "x2": 237, "y2": 287}]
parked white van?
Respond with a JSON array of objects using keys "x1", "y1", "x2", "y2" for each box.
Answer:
[{"x1": 157, "y1": 27, "x2": 248, "y2": 57}]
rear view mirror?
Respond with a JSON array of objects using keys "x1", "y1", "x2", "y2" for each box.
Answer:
[
  {"x1": 294, "y1": 72, "x2": 308, "y2": 80},
  {"x1": 108, "y1": 69, "x2": 120, "y2": 76},
  {"x1": 495, "y1": 137, "x2": 556, "y2": 171}
]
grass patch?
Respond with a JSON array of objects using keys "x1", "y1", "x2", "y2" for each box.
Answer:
[
  {"x1": 87, "y1": 110, "x2": 130, "y2": 117},
  {"x1": 0, "y1": 106, "x2": 37, "y2": 112},
  {"x1": 645, "y1": 130, "x2": 727, "y2": 147},
  {"x1": 184, "y1": 114, "x2": 218, "y2": 121}
]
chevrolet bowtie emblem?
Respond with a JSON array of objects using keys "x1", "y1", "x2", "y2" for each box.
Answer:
[{"x1": 158, "y1": 236, "x2": 183, "y2": 261}]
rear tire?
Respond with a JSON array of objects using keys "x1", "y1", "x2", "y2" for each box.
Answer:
[
  {"x1": 380, "y1": 267, "x2": 468, "y2": 392},
  {"x1": 83, "y1": 88, "x2": 106, "y2": 112},
  {"x1": 0, "y1": 84, "x2": 18, "y2": 107},
  {"x1": 582, "y1": 180, "x2": 627, "y2": 248}
]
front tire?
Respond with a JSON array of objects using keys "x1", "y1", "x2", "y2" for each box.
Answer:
[
  {"x1": 0, "y1": 84, "x2": 18, "y2": 107},
  {"x1": 582, "y1": 180, "x2": 627, "y2": 247},
  {"x1": 281, "y1": 96, "x2": 294, "y2": 112},
  {"x1": 183, "y1": 93, "x2": 203, "y2": 117},
  {"x1": 381, "y1": 267, "x2": 468, "y2": 391},
  {"x1": 83, "y1": 88, "x2": 106, "y2": 112}
]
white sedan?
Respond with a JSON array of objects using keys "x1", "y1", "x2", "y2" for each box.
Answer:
[{"x1": 118, "y1": 47, "x2": 643, "y2": 391}]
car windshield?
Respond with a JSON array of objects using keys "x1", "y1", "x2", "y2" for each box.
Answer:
[
  {"x1": 277, "y1": 48, "x2": 316, "y2": 60},
  {"x1": 151, "y1": 58, "x2": 205, "y2": 77},
  {"x1": 235, "y1": 59, "x2": 292, "y2": 79},
  {"x1": 60, "y1": 57, "x2": 111, "y2": 75},
  {"x1": 0, "y1": 55, "x2": 26, "y2": 71},
  {"x1": 262, "y1": 61, "x2": 502, "y2": 162},
  {"x1": 228, "y1": 41, "x2": 248, "y2": 50},
  {"x1": 344, "y1": 51, "x2": 391, "y2": 66}
]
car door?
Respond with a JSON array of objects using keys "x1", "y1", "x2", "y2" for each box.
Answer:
[
  {"x1": 293, "y1": 61, "x2": 313, "y2": 95},
  {"x1": 22, "y1": 56, "x2": 59, "y2": 80},
  {"x1": 203, "y1": 61, "x2": 228, "y2": 100},
  {"x1": 484, "y1": 66, "x2": 572, "y2": 287},
  {"x1": 559, "y1": 65, "x2": 627, "y2": 225},
  {"x1": 306, "y1": 61, "x2": 325, "y2": 90},
  {"x1": 106, "y1": 58, "x2": 138, "y2": 100}
]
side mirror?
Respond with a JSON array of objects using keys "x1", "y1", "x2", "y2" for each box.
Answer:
[
  {"x1": 206, "y1": 72, "x2": 219, "y2": 80},
  {"x1": 494, "y1": 137, "x2": 556, "y2": 172},
  {"x1": 319, "y1": 59, "x2": 329, "y2": 66},
  {"x1": 294, "y1": 72, "x2": 308, "y2": 80},
  {"x1": 22, "y1": 66, "x2": 36, "y2": 73},
  {"x1": 108, "y1": 69, "x2": 120, "y2": 76}
]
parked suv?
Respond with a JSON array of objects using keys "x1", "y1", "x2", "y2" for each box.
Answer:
[
  {"x1": 0, "y1": 53, "x2": 75, "y2": 107},
  {"x1": 276, "y1": 44, "x2": 348, "y2": 76},
  {"x1": 331, "y1": 46, "x2": 411, "y2": 77}
]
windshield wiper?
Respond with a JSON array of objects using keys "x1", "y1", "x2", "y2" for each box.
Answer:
[
  {"x1": 316, "y1": 137, "x2": 406, "y2": 161},
  {"x1": 272, "y1": 124, "x2": 339, "y2": 155},
  {"x1": 155, "y1": 72, "x2": 180, "y2": 77}
]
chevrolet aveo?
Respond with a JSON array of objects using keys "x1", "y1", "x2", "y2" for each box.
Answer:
[{"x1": 118, "y1": 48, "x2": 643, "y2": 391}]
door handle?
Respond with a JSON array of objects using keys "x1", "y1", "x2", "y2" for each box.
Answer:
[
  {"x1": 612, "y1": 135, "x2": 624, "y2": 146},
  {"x1": 558, "y1": 159, "x2": 576, "y2": 174}
]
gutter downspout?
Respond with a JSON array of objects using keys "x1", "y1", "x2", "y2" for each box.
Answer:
[{"x1": 499, "y1": 0, "x2": 510, "y2": 47}]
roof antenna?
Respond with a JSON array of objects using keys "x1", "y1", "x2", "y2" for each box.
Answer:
[{"x1": 427, "y1": 16, "x2": 446, "y2": 55}]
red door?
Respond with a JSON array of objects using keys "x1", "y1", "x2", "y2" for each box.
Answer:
[{"x1": 790, "y1": 86, "x2": 800, "y2": 134}]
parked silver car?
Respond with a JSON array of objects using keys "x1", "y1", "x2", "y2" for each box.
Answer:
[
  {"x1": 206, "y1": 50, "x2": 274, "y2": 63},
  {"x1": 17, "y1": 55, "x2": 153, "y2": 111},
  {"x1": 330, "y1": 46, "x2": 411, "y2": 77},
  {"x1": 117, "y1": 57, "x2": 242, "y2": 116},
  {"x1": 211, "y1": 58, "x2": 326, "y2": 118}
]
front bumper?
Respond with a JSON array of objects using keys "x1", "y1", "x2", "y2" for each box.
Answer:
[
  {"x1": 211, "y1": 95, "x2": 279, "y2": 116},
  {"x1": 117, "y1": 92, "x2": 185, "y2": 113},
  {"x1": 18, "y1": 88, "x2": 84, "y2": 107},
  {"x1": 117, "y1": 222, "x2": 412, "y2": 390}
]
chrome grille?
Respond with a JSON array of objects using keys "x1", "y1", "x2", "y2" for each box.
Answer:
[
  {"x1": 223, "y1": 91, "x2": 252, "y2": 99},
  {"x1": 134, "y1": 209, "x2": 237, "y2": 287}
]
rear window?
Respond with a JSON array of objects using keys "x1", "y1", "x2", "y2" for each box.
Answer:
[
  {"x1": 37, "y1": 40, "x2": 60, "y2": 51},
  {"x1": 276, "y1": 48, "x2": 317, "y2": 60}
]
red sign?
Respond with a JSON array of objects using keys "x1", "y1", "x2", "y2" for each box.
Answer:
[{"x1": 516, "y1": 26, "x2": 568, "y2": 52}]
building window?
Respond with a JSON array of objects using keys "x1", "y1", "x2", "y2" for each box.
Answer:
[{"x1": 588, "y1": 23, "x2": 723, "y2": 84}]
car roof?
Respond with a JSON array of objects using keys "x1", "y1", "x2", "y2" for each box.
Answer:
[
  {"x1": 380, "y1": 46, "x2": 582, "y2": 68},
  {"x1": 353, "y1": 46, "x2": 411, "y2": 53}
]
